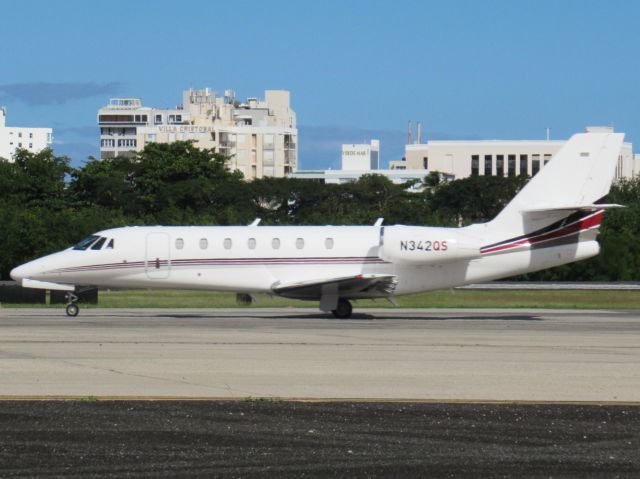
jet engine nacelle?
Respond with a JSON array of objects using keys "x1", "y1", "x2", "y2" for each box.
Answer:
[{"x1": 380, "y1": 226, "x2": 481, "y2": 265}]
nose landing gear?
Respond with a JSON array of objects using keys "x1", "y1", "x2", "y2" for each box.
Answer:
[{"x1": 65, "y1": 292, "x2": 80, "y2": 317}]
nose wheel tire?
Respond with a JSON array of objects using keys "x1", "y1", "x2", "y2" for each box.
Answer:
[
  {"x1": 332, "y1": 299, "x2": 353, "y2": 319},
  {"x1": 65, "y1": 292, "x2": 80, "y2": 317},
  {"x1": 65, "y1": 303, "x2": 79, "y2": 317}
]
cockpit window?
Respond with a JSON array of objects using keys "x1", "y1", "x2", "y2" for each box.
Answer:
[
  {"x1": 106, "y1": 239, "x2": 114, "y2": 249},
  {"x1": 91, "y1": 237, "x2": 107, "y2": 250},
  {"x1": 73, "y1": 235, "x2": 100, "y2": 251}
]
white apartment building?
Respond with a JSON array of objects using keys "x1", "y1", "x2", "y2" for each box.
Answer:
[
  {"x1": 390, "y1": 127, "x2": 638, "y2": 181},
  {"x1": 342, "y1": 140, "x2": 380, "y2": 170},
  {"x1": 98, "y1": 88, "x2": 297, "y2": 179},
  {"x1": 0, "y1": 107, "x2": 53, "y2": 161}
]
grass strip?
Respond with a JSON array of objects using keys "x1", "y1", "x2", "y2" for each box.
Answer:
[{"x1": 3, "y1": 289, "x2": 640, "y2": 309}]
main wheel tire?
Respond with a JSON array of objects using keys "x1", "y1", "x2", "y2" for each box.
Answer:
[
  {"x1": 332, "y1": 299, "x2": 352, "y2": 319},
  {"x1": 66, "y1": 303, "x2": 79, "y2": 317}
]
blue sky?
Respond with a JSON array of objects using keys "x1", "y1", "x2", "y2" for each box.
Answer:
[{"x1": 1, "y1": 0, "x2": 639, "y2": 169}]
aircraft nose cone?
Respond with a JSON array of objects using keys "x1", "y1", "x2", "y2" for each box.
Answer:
[
  {"x1": 10, "y1": 262, "x2": 37, "y2": 283},
  {"x1": 10, "y1": 264, "x2": 27, "y2": 283}
]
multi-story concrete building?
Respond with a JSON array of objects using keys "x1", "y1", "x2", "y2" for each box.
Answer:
[
  {"x1": 342, "y1": 140, "x2": 380, "y2": 170},
  {"x1": 390, "y1": 127, "x2": 638, "y2": 180},
  {"x1": 98, "y1": 88, "x2": 297, "y2": 179},
  {"x1": 288, "y1": 168, "x2": 448, "y2": 191},
  {"x1": 290, "y1": 139, "x2": 446, "y2": 190},
  {"x1": 0, "y1": 107, "x2": 52, "y2": 161}
]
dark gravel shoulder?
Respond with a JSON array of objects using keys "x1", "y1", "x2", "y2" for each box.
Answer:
[{"x1": 0, "y1": 401, "x2": 639, "y2": 478}]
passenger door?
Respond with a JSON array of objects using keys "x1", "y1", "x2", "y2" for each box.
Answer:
[{"x1": 145, "y1": 232, "x2": 170, "y2": 279}]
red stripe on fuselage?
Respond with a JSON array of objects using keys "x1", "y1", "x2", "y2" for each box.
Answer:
[{"x1": 47, "y1": 257, "x2": 387, "y2": 274}]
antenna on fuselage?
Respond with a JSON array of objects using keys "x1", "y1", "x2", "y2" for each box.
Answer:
[
  {"x1": 374, "y1": 218, "x2": 384, "y2": 226},
  {"x1": 248, "y1": 218, "x2": 261, "y2": 226}
]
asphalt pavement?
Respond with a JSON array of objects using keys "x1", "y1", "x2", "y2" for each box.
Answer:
[
  {"x1": 0, "y1": 308, "x2": 639, "y2": 401},
  {"x1": 1, "y1": 307, "x2": 639, "y2": 477},
  {"x1": 1, "y1": 400, "x2": 639, "y2": 478}
]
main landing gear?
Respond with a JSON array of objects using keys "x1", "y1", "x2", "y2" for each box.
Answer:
[
  {"x1": 331, "y1": 298, "x2": 353, "y2": 319},
  {"x1": 65, "y1": 292, "x2": 80, "y2": 317}
]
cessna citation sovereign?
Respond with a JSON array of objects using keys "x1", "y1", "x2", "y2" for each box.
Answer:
[{"x1": 11, "y1": 131, "x2": 624, "y2": 318}]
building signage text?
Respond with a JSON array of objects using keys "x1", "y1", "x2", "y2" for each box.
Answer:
[
  {"x1": 158, "y1": 126, "x2": 216, "y2": 133},
  {"x1": 343, "y1": 149, "x2": 369, "y2": 156}
]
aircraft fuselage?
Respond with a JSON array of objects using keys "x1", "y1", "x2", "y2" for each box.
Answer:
[{"x1": 11, "y1": 221, "x2": 601, "y2": 298}]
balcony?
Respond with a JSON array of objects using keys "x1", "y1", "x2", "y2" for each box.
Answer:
[
  {"x1": 99, "y1": 114, "x2": 148, "y2": 125},
  {"x1": 285, "y1": 150, "x2": 297, "y2": 163}
]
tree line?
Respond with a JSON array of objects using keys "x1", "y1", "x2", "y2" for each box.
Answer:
[{"x1": 1, "y1": 141, "x2": 639, "y2": 281}]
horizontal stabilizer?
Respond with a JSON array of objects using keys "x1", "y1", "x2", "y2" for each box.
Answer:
[
  {"x1": 272, "y1": 274, "x2": 397, "y2": 300},
  {"x1": 521, "y1": 203, "x2": 624, "y2": 214}
]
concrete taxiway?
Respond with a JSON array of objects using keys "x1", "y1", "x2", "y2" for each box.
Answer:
[{"x1": 0, "y1": 307, "x2": 639, "y2": 402}]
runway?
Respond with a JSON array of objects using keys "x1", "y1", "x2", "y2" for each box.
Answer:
[{"x1": 0, "y1": 307, "x2": 639, "y2": 402}]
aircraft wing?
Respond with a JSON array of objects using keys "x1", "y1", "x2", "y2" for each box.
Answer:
[{"x1": 272, "y1": 274, "x2": 398, "y2": 300}]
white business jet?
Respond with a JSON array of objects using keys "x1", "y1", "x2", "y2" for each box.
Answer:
[{"x1": 11, "y1": 131, "x2": 624, "y2": 317}]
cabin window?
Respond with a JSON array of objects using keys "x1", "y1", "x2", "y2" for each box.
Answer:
[
  {"x1": 106, "y1": 239, "x2": 114, "y2": 249},
  {"x1": 91, "y1": 237, "x2": 107, "y2": 250},
  {"x1": 248, "y1": 238, "x2": 256, "y2": 249},
  {"x1": 73, "y1": 235, "x2": 99, "y2": 251},
  {"x1": 296, "y1": 238, "x2": 304, "y2": 249},
  {"x1": 175, "y1": 238, "x2": 184, "y2": 250},
  {"x1": 325, "y1": 238, "x2": 334, "y2": 249},
  {"x1": 199, "y1": 238, "x2": 208, "y2": 250},
  {"x1": 224, "y1": 238, "x2": 232, "y2": 250},
  {"x1": 272, "y1": 238, "x2": 280, "y2": 249}
]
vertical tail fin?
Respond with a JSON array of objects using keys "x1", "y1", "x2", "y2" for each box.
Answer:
[{"x1": 488, "y1": 131, "x2": 625, "y2": 235}]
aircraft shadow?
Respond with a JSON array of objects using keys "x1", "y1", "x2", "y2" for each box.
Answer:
[
  {"x1": 155, "y1": 312, "x2": 541, "y2": 322},
  {"x1": 274, "y1": 313, "x2": 541, "y2": 321}
]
